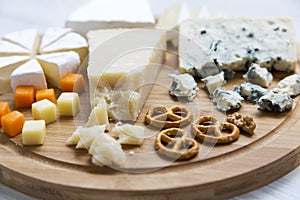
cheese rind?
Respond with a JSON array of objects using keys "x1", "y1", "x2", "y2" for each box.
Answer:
[
  {"x1": 39, "y1": 27, "x2": 72, "y2": 49},
  {"x1": 0, "y1": 40, "x2": 30, "y2": 56},
  {"x1": 179, "y1": 18, "x2": 298, "y2": 75},
  {"x1": 87, "y1": 28, "x2": 166, "y2": 121},
  {"x1": 0, "y1": 56, "x2": 29, "y2": 94},
  {"x1": 36, "y1": 51, "x2": 80, "y2": 88},
  {"x1": 10, "y1": 59, "x2": 47, "y2": 91},
  {"x1": 3, "y1": 29, "x2": 40, "y2": 53},
  {"x1": 66, "y1": 0, "x2": 155, "y2": 36},
  {"x1": 39, "y1": 32, "x2": 88, "y2": 63}
]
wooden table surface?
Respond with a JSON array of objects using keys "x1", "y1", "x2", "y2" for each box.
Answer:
[{"x1": 0, "y1": 0, "x2": 300, "y2": 199}]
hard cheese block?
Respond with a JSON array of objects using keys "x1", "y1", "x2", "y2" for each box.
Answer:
[
  {"x1": 65, "y1": 0, "x2": 155, "y2": 36},
  {"x1": 87, "y1": 28, "x2": 166, "y2": 121},
  {"x1": 179, "y1": 18, "x2": 298, "y2": 76}
]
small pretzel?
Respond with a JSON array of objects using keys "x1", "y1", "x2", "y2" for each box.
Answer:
[
  {"x1": 227, "y1": 112, "x2": 256, "y2": 135},
  {"x1": 145, "y1": 106, "x2": 192, "y2": 129},
  {"x1": 155, "y1": 128, "x2": 199, "y2": 160},
  {"x1": 191, "y1": 116, "x2": 240, "y2": 144}
]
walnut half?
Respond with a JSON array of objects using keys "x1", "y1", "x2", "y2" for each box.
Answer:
[{"x1": 227, "y1": 112, "x2": 256, "y2": 135}]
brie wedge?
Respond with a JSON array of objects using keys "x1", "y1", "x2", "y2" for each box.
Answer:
[
  {"x1": 65, "y1": 0, "x2": 155, "y2": 36},
  {"x1": 87, "y1": 28, "x2": 166, "y2": 121},
  {"x1": 36, "y1": 51, "x2": 80, "y2": 88},
  {"x1": 3, "y1": 28, "x2": 40, "y2": 54},
  {"x1": 0, "y1": 56, "x2": 29, "y2": 94},
  {"x1": 0, "y1": 40, "x2": 31, "y2": 56},
  {"x1": 39, "y1": 31, "x2": 88, "y2": 63},
  {"x1": 10, "y1": 59, "x2": 47, "y2": 91}
]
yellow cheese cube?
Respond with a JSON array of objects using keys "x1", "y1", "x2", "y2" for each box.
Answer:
[
  {"x1": 32, "y1": 99, "x2": 56, "y2": 124},
  {"x1": 57, "y1": 92, "x2": 80, "y2": 116},
  {"x1": 22, "y1": 120, "x2": 46, "y2": 145}
]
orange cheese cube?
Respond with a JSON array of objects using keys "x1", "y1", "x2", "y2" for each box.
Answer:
[
  {"x1": 60, "y1": 74, "x2": 85, "y2": 94},
  {"x1": 15, "y1": 86, "x2": 35, "y2": 109},
  {"x1": 1, "y1": 110, "x2": 25, "y2": 137},
  {"x1": 36, "y1": 89, "x2": 56, "y2": 104},
  {"x1": 0, "y1": 102, "x2": 11, "y2": 126}
]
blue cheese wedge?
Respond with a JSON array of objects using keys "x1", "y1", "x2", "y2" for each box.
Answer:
[
  {"x1": 257, "y1": 89, "x2": 293, "y2": 112},
  {"x1": 234, "y1": 82, "x2": 268, "y2": 104},
  {"x1": 201, "y1": 71, "x2": 226, "y2": 97},
  {"x1": 169, "y1": 73, "x2": 198, "y2": 101},
  {"x1": 242, "y1": 63, "x2": 273, "y2": 87},
  {"x1": 212, "y1": 88, "x2": 244, "y2": 111},
  {"x1": 179, "y1": 18, "x2": 298, "y2": 75},
  {"x1": 276, "y1": 74, "x2": 300, "y2": 96}
]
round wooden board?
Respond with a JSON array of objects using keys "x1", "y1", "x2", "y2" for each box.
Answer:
[{"x1": 1, "y1": 52, "x2": 300, "y2": 200}]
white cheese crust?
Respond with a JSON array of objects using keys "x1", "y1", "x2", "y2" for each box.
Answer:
[
  {"x1": 36, "y1": 51, "x2": 80, "y2": 88},
  {"x1": 0, "y1": 56, "x2": 29, "y2": 94},
  {"x1": 10, "y1": 59, "x2": 47, "y2": 91},
  {"x1": 66, "y1": 0, "x2": 155, "y2": 36}
]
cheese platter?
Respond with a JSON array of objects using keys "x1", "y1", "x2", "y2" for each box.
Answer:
[{"x1": 1, "y1": 0, "x2": 300, "y2": 199}]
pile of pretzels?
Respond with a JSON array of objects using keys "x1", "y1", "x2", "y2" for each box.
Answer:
[{"x1": 145, "y1": 106, "x2": 256, "y2": 161}]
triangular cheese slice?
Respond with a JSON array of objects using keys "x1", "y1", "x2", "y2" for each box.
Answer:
[
  {"x1": 36, "y1": 51, "x2": 80, "y2": 88},
  {"x1": 39, "y1": 27, "x2": 72, "y2": 49},
  {"x1": 2, "y1": 29, "x2": 39, "y2": 52},
  {"x1": 0, "y1": 40, "x2": 31, "y2": 56},
  {"x1": 10, "y1": 59, "x2": 47, "y2": 91},
  {"x1": 0, "y1": 56, "x2": 29, "y2": 94},
  {"x1": 40, "y1": 32, "x2": 88, "y2": 62}
]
